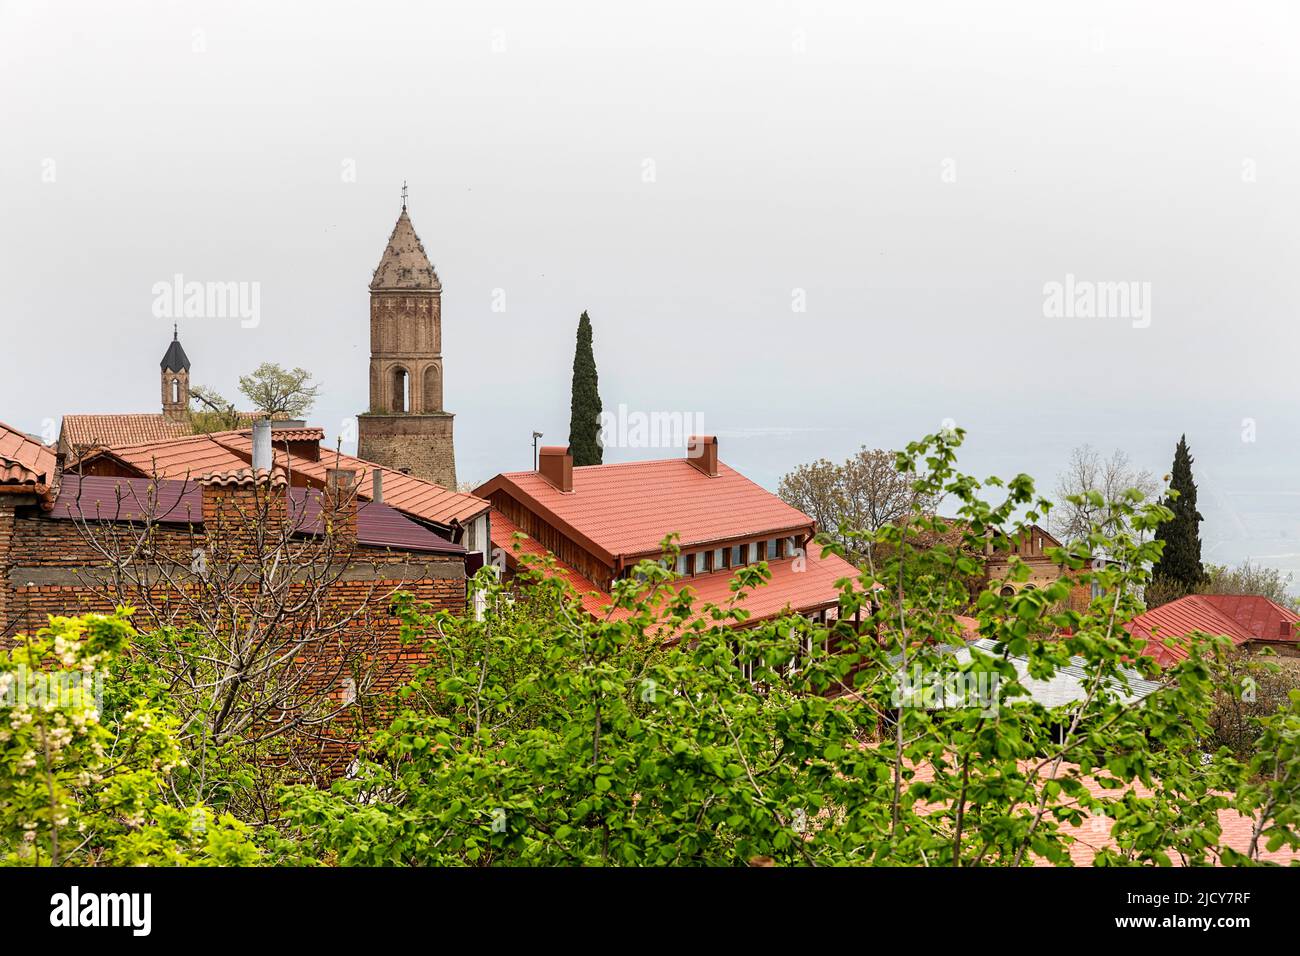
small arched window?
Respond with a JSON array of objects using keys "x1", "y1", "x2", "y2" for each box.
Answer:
[
  {"x1": 171, "y1": 378, "x2": 180, "y2": 403},
  {"x1": 1000, "y1": 585, "x2": 1015, "y2": 597},
  {"x1": 391, "y1": 367, "x2": 410, "y2": 413}
]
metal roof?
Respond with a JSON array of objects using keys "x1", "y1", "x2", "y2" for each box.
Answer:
[
  {"x1": 1125, "y1": 593, "x2": 1300, "y2": 664},
  {"x1": 47, "y1": 474, "x2": 462, "y2": 554},
  {"x1": 159, "y1": 333, "x2": 190, "y2": 372},
  {"x1": 893, "y1": 636, "x2": 1163, "y2": 709}
]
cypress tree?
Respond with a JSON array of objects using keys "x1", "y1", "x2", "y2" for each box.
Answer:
[
  {"x1": 567, "y1": 311, "x2": 603, "y2": 466},
  {"x1": 1151, "y1": 434, "x2": 1205, "y2": 595}
]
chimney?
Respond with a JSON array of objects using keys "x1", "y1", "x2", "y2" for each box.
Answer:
[
  {"x1": 252, "y1": 419, "x2": 272, "y2": 471},
  {"x1": 1282, "y1": 619, "x2": 1293, "y2": 641},
  {"x1": 687, "y1": 435, "x2": 718, "y2": 477},
  {"x1": 538, "y1": 445, "x2": 573, "y2": 493},
  {"x1": 371, "y1": 468, "x2": 384, "y2": 504},
  {"x1": 324, "y1": 467, "x2": 359, "y2": 543}
]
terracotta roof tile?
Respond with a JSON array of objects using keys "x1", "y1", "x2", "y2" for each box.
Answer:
[
  {"x1": 60, "y1": 412, "x2": 273, "y2": 452},
  {"x1": 198, "y1": 467, "x2": 289, "y2": 489},
  {"x1": 0, "y1": 420, "x2": 57, "y2": 491},
  {"x1": 61, "y1": 414, "x2": 195, "y2": 449}
]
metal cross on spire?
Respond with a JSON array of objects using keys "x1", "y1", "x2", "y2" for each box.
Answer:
[{"x1": 401, "y1": 180, "x2": 408, "y2": 210}]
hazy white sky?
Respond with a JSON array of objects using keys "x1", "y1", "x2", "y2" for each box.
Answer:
[{"x1": 2, "y1": 1, "x2": 1298, "y2": 578}]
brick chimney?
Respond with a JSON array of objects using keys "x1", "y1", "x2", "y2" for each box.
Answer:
[
  {"x1": 1282, "y1": 619, "x2": 1294, "y2": 641},
  {"x1": 538, "y1": 446, "x2": 573, "y2": 493},
  {"x1": 687, "y1": 435, "x2": 718, "y2": 477},
  {"x1": 324, "y1": 467, "x2": 359, "y2": 543},
  {"x1": 199, "y1": 468, "x2": 289, "y2": 557}
]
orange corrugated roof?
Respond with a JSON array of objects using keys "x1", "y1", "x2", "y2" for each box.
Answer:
[
  {"x1": 1124, "y1": 593, "x2": 1300, "y2": 665},
  {"x1": 491, "y1": 510, "x2": 610, "y2": 615},
  {"x1": 477, "y1": 458, "x2": 814, "y2": 563},
  {"x1": 490, "y1": 508, "x2": 861, "y2": 635},
  {"x1": 652, "y1": 544, "x2": 861, "y2": 634},
  {"x1": 0, "y1": 420, "x2": 57, "y2": 490},
  {"x1": 79, "y1": 429, "x2": 489, "y2": 529}
]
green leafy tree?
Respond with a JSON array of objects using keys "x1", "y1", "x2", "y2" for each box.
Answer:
[
  {"x1": 282, "y1": 428, "x2": 1293, "y2": 867},
  {"x1": 0, "y1": 610, "x2": 258, "y2": 866},
  {"x1": 1200, "y1": 560, "x2": 1296, "y2": 607},
  {"x1": 238, "y1": 363, "x2": 320, "y2": 419},
  {"x1": 1150, "y1": 434, "x2": 1205, "y2": 602},
  {"x1": 567, "y1": 311, "x2": 603, "y2": 466},
  {"x1": 188, "y1": 363, "x2": 320, "y2": 433},
  {"x1": 778, "y1": 446, "x2": 937, "y2": 563}
]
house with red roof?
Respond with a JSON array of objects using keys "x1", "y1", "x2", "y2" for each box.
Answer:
[
  {"x1": 1125, "y1": 593, "x2": 1300, "y2": 666},
  {"x1": 473, "y1": 437, "x2": 864, "y2": 636}
]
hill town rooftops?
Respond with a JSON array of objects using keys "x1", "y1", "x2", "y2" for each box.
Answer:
[{"x1": 71, "y1": 428, "x2": 489, "y2": 530}]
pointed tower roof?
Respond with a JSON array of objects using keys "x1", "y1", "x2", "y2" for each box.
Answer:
[
  {"x1": 160, "y1": 327, "x2": 190, "y2": 372},
  {"x1": 371, "y1": 206, "x2": 441, "y2": 291}
]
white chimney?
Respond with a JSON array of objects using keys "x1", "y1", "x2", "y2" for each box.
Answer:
[{"x1": 252, "y1": 419, "x2": 272, "y2": 471}]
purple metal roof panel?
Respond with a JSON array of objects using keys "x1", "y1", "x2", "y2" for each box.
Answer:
[
  {"x1": 49, "y1": 477, "x2": 463, "y2": 555},
  {"x1": 289, "y1": 490, "x2": 464, "y2": 555},
  {"x1": 50, "y1": 474, "x2": 203, "y2": 525}
]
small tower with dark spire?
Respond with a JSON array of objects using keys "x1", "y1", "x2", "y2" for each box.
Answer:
[
  {"x1": 356, "y1": 193, "x2": 457, "y2": 489},
  {"x1": 160, "y1": 326, "x2": 191, "y2": 422}
]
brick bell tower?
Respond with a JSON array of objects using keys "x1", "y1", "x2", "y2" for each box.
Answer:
[
  {"x1": 356, "y1": 191, "x2": 457, "y2": 489},
  {"x1": 160, "y1": 325, "x2": 191, "y2": 422}
]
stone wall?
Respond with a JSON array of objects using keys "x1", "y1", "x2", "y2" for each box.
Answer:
[{"x1": 357, "y1": 412, "x2": 457, "y2": 490}]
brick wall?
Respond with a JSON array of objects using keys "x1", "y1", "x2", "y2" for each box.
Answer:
[{"x1": 0, "y1": 483, "x2": 466, "y2": 771}]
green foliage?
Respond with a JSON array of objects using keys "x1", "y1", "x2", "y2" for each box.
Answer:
[
  {"x1": 282, "y1": 428, "x2": 1296, "y2": 866},
  {"x1": 1200, "y1": 560, "x2": 1296, "y2": 607},
  {"x1": 188, "y1": 362, "x2": 320, "y2": 431},
  {"x1": 238, "y1": 362, "x2": 320, "y2": 418},
  {"x1": 567, "y1": 311, "x2": 603, "y2": 466},
  {"x1": 1150, "y1": 434, "x2": 1205, "y2": 598},
  {"x1": 1225, "y1": 689, "x2": 1300, "y2": 862},
  {"x1": 0, "y1": 611, "x2": 258, "y2": 866}
]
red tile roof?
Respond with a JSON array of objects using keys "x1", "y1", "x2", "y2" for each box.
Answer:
[
  {"x1": 0, "y1": 420, "x2": 57, "y2": 492},
  {"x1": 491, "y1": 510, "x2": 609, "y2": 614},
  {"x1": 477, "y1": 458, "x2": 815, "y2": 564},
  {"x1": 650, "y1": 544, "x2": 861, "y2": 635},
  {"x1": 59, "y1": 412, "x2": 275, "y2": 453},
  {"x1": 75, "y1": 430, "x2": 489, "y2": 529},
  {"x1": 1125, "y1": 593, "x2": 1300, "y2": 665}
]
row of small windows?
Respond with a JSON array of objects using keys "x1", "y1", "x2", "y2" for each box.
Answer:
[{"x1": 668, "y1": 536, "x2": 797, "y2": 578}]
